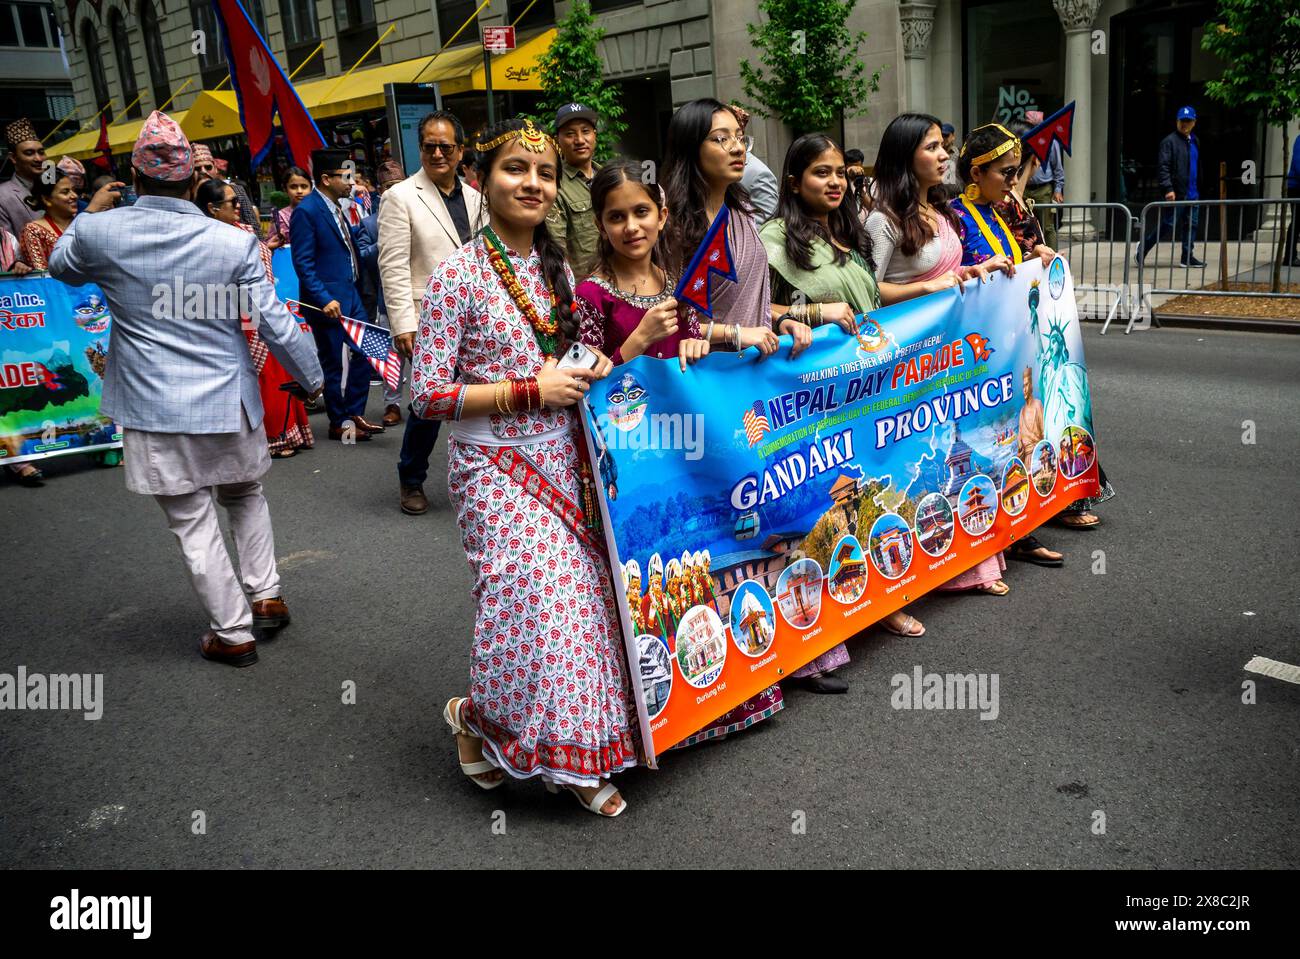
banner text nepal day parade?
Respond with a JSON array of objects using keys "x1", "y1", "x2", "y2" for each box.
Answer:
[{"x1": 583, "y1": 257, "x2": 1100, "y2": 761}]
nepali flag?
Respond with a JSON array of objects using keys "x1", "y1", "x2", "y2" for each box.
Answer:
[
  {"x1": 211, "y1": 0, "x2": 325, "y2": 168},
  {"x1": 92, "y1": 113, "x2": 113, "y2": 174},
  {"x1": 674, "y1": 206, "x2": 738, "y2": 318},
  {"x1": 1023, "y1": 102, "x2": 1075, "y2": 166},
  {"x1": 340, "y1": 316, "x2": 402, "y2": 393}
]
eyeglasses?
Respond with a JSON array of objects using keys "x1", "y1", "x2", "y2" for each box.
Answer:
[
  {"x1": 707, "y1": 133, "x2": 754, "y2": 152},
  {"x1": 993, "y1": 164, "x2": 1019, "y2": 179},
  {"x1": 421, "y1": 141, "x2": 460, "y2": 155}
]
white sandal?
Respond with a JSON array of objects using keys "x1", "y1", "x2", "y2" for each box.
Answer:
[
  {"x1": 442, "y1": 697, "x2": 504, "y2": 791},
  {"x1": 545, "y1": 780, "x2": 627, "y2": 818}
]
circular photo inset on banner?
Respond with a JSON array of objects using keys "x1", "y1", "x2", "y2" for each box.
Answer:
[
  {"x1": 730, "y1": 580, "x2": 777, "y2": 657},
  {"x1": 676, "y1": 605, "x2": 727, "y2": 688},
  {"x1": 868, "y1": 513, "x2": 914, "y2": 580},
  {"x1": 1059, "y1": 425, "x2": 1096, "y2": 478},
  {"x1": 1001, "y1": 457, "x2": 1030, "y2": 516},
  {"x1": 1048, "y1": 256, "x2": 1067, "y2": 299},
  {"x1": 776, "y1": 558, "x2": 823, "y2": 629},
  {"x1": 1030, "y1": 439, "x2": 1058, "y2": 495},
  {"x1": 958, "y1": 474, "x2": 998, "y2": 536},
  {"x1": 827, "y1": 535, "x2": 868, "y2": 604},
  {"x1": 915, "y1": 492, "x2": 956, "y2": 557},
  {"x1": 636, "y1": 633, "x2": 673, "y2": 718}
]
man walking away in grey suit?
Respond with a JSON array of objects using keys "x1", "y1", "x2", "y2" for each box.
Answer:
[{"x1": 48, "y1": 111, "x2": 324, "y2": 668}]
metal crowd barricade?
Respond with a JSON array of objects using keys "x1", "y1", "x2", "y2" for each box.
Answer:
[
  {"x1": 1132, "y1": 197, "x2": 1300, "y2": 333},
  {"x1": 1032, "y1": 202, "x2": 1137, "y2": 335}
]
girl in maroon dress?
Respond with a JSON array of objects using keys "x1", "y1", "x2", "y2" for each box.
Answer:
[{"x1": 576, "y1": 158, "x2": 785, "y2": 747}]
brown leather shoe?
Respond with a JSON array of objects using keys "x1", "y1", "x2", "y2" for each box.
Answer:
[
  {"x1": 353, "y1": 415, "x2": 386, "y2": 434},
  {"x1": 251, "y1": 597, "x2": 291, "y2": 630},
  {"x1": 328, "y1": 424, "x2": 371, "y2": 442},
  {"x1": 383, "y1": 404, "x2": 402, "y2": 426},
  {"x1": 400, "y1": 484, "x2": 429, "y2": 515},
  {"x1": 199, "y1": 630, "x2": 258, "y2": 667}
]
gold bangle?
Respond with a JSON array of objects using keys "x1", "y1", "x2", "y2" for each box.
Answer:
[{"x1": 815, "y1": 303, "x2": 824, "y2": 326}]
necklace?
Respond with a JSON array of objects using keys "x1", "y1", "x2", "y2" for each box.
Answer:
[
  {"x1": 611, "y1": 264, "x2": 664, "y2": 298},
  {"x1": 482, "y1": 225, "x2": 560, "y2": 357}
]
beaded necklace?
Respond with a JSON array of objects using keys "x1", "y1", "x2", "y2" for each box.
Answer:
[{"x1": 482, "y1": 225, "x2": 561, "y2": 357}]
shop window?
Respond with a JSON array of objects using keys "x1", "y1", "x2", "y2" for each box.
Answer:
[
  {"x1": 82, "y1": 18, "x2": 111, "y2": 112},
  {"x1": 334, "y1": 0, "x2": 379, "y2": 69},
  {"x1": 140, "y1": 0, "x2": 171, "y2": 108},
  {"x1": 279, "y1": 0, "x2": 324, "y2": 77},
  {"x1": 963, "y1": 0, "x2": 1064, "y2": 132},
  {"x1": 109, "y1": 10, "x2": 140, "y2": 119}
]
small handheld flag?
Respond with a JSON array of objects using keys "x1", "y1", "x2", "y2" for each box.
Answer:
[
  {"x1": 1023, "y1": 102, "x2": 1075, "y2": 165},
  {"x1": 339, "y1": 316, "x2": 403, "y2": 393},
  {"x1": 674, "y1": 206, "x2": 738, "y2": 318}
]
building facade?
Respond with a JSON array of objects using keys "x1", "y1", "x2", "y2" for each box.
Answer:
[
  {"x1": 1, "y1": 1, "x2": 75, "y2": 138},
  {"x1": 44, "y1": 0, "x2": 1297, "y2": 210}
]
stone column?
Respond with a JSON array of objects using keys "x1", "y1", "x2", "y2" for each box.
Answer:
[
  {"x1": 899, "y1": 2, "x2": 937, "y2": 113},
  {"x1": 1053, "y1": 0, "x2": 1101, "y2": 208}
]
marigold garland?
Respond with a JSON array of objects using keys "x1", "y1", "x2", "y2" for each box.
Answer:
[{"x1": 482, "y1": 226, "x2": 560, "y2": 357}]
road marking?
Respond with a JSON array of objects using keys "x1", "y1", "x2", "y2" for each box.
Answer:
[{"x1": 1244, "y1": 656, "x2": 1300, "y2": 685}]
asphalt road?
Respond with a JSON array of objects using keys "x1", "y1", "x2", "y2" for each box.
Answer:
[{"x1": 2, "y1": 325, "x2": 1298, "y2": 869}]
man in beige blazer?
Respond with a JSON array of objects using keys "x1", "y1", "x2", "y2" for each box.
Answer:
[{"x1": 377, "y1": 110, "x2": 483, "y2": 515}]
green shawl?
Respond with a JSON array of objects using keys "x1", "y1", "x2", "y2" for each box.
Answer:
[{"x1": 759, "y1": 217, "x2": 881, "y2": 314}]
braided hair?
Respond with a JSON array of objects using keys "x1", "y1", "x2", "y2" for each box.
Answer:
[{"x1": 473, "y1": 117, "x2": 577, "y2": 346}]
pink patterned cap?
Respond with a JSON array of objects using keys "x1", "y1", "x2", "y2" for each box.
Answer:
[
  {"x1": 191, "y1": 143, "x2": 214, "y2": 165},
  {"x1": 132, "y1": 110, "x2": 193, "y2": 182}
]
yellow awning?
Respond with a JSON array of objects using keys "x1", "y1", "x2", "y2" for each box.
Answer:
[
  {"x1": 46, "y1": 30, "x2": 553, "y2": 159},
  {"x1": 182, "y1": 91, "x2": 245, "y2": 141},
  {"x1": 50, "y1": 111, "x2": 187, "y2": 161},
  {"x1": 462, "y1": 28, "x2": 555, "y2": 93}
]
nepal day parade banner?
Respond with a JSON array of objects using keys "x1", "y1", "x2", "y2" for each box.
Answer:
[
  {"x1": 0, "y1": 275, "x2": 119, "y2": 465},
  {"x1": 580, "y1": 257, "x2": 1101, "y2": 765}
]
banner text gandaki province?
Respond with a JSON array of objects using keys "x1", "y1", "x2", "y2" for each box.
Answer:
[{"x1": 581, "y1": 257, "x2": 1101, "y2": 764}]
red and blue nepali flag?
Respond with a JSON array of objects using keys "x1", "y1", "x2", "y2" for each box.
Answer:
[
  {"x1": 674, "y1": 206, "x2": 738, "y2": 318},
  {"x1": 1023, "y1": 102, "x2": 1075, "y2": 165},
  {"x1": 340, "y1": 316, "x2": 403, "y2": 393},
  {"x1": 742, "y1": 399, "x2": 771, "y2": 447},
  {"x1": 210, "y1": 0, "x2": 325, "y2": 168}
]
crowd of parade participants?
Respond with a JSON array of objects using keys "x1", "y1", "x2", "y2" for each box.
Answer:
[{"x1": 2, "y1": 100, "x2": 1114, "y2": 819}]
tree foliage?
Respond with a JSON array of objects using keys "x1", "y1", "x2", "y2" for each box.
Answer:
[
  {"x1": 533, "y1": 1, "x2": 627, "y2": 161},
  {"x1": 1201, "y1": 0, "x2": 1300, "y2": 289},
  {"x1": 739, "y1": 0, "x2": 882, "y2": 136}
]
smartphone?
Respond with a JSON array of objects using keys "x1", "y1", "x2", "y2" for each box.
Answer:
[
  {"x1": 556, "y1": 341, "x2": 600, "y2": 371},
  {"x1": 119, "y1": 185, "x2": 137, "y2": 207}
]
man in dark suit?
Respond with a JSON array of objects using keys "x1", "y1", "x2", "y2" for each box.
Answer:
[{"x1": 291, "y1": 148, "x2": 384, "y2": 441}]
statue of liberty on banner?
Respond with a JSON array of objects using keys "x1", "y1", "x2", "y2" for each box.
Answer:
[{"x1": 1030, "y1": 257, "x2": 1093, "y2": 444}]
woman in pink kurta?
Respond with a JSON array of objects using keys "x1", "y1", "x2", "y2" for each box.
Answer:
[{"x1": 412, "y1": 118, "x2": 634, "y2": 818}]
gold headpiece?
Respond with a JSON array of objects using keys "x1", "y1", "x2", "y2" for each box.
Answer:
[
  {"x1": 960, "y1": 123, "x2": 1022, "y2": 167},
  {"x1": 474, "y1": 118, "x2": 558, "y2": 155}
]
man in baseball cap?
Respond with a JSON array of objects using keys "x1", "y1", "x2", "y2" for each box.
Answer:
[
  {"x1": 1137, "y1": 105, "x2": 1204, "y2": 267},
  {"x1": 548, "y1": 102, "x2": 601, "y2": 277}
]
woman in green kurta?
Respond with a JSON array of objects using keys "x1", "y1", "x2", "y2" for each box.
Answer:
[{"x1": 759, "y1": 133, "x2": 928, "y2": 696}]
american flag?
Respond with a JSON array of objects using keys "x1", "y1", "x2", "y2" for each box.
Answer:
[
  {"x1": 340, "y1": 317, "x2": 402, "y2": 392},
  {"x1": 742, "y1": 400, "x2": 771, "y2": 447}
]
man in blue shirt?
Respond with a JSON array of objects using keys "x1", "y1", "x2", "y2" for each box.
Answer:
[
  {"x1": 1284, "y1": 132, "x2": 1299, "y2": 267},
  {"x1": 1137, "y1": 106, "x2": 1204, "y2": 268}
]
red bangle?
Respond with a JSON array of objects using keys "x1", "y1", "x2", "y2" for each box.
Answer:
[
  {"x1": 529, "y1": 377, "x2": 541, "y2": 412},
  {"x1": 510, "y1": 378, "x2": 525, "y2": 413}
]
